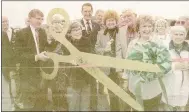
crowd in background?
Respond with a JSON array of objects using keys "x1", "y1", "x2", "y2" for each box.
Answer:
[{"x1": 2, "y1": 2, "x2": 189, "y2": 111}]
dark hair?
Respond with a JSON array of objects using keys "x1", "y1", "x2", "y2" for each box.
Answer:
[
  {"x1": 103, "y1": 10, "x2": 119, "y2": 25},
  {"x1": 28, "y1": 9, "x2": 44, "y2": 18},
  {"x1": 82, "y1": 3, "x2": 93, "y2": 11},
  {"x1": 170, "y1": 20, "x2": 176, "y2": 26},
  {"x1": 65, "y1": 21, "x2": 82, "y2": 40}
]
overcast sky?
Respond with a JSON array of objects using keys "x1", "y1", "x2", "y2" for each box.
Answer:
[{"x1": 2, "y1": 1, "x2": 189, "y2": 28}]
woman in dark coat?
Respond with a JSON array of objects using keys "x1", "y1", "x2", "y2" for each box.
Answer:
[{"x1": 65, "y1": 21, "x2": 94, "y2": 111}]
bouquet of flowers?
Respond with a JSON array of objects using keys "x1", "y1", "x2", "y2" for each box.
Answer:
[{"x1": 127, "y1": 41, "x2": 172, "y2": 82}]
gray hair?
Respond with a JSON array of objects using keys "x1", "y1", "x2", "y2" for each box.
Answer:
[
  {"x1": 95, "y1": 9, "x2": 104, "y2": 16},
  {"x1": 51, "y1": 14, "x2": 65, "y2": 23},
  {"x1": 154, "y1": 19, "x2": 168, "y2": 33}
]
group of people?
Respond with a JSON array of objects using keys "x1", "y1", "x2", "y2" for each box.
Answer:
[{"x1": 2, "y1": 2, "x2": 189, "y2": 111}]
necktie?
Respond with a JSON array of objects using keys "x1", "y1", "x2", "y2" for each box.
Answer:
[
  {"x1": 35, "y1": 29, "x2": 39, "y2": 46},
  {"x1": 86, "y1": 21, "x2": 92, "y2": 34}
]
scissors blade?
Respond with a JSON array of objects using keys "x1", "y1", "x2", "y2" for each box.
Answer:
[
  {"x1": 46, "y1": 52, "x2": 144, "y2": 110},
  {"x1": 46, "y1": 52, "x2": 76, "y2": 64},
  {"x1": 81, "y1": 67, "x2": 144, "y2": 111},
  {"x1": 80, "y1": 52, "x2": 162, "y2": 73},
  {"x1": 49, "y1": 31, "x2": 80, "y2": 54}
]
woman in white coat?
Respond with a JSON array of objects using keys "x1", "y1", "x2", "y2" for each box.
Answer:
[{"x1": 161, "y1": 25, "x2": 189, "y2": 111}]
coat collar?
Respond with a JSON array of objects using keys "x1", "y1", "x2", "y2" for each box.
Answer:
[
  {"x1": 103, "y1": 27, "x2": 119, "y2": 36},
  {"x1": 169, "y1": 40, "x2": 189, "y2": 52}
]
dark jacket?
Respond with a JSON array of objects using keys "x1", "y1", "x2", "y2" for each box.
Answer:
[
  {"x1": 66, "y1": 36, "x2": 93, "y2": 88},
  {"x1": 15, "y1": 26, "x2": 50, "y2": 91},
  {"x1": 80, "y1": 19, "x2": 100, "y2": 53},
  {"x1": 2, "y1": 29, "x2": 17, "y2": 81},
  {"x1": 40, "y1": 39, "x2": 69, "y2": 91},
  {"x1": 186, "y1": 31, "x2": 189, "y2": 40},
  {"x1": 41, "y1": 39, "x2": 70, "y2": 75}
]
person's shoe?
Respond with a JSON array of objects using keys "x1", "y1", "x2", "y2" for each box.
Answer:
[
  {"x1": 99, "y1": 90, "x2": 105, "y2": 95},
  {"x1": 90, "y1": 106, "x2": 97, "y2": 111}
]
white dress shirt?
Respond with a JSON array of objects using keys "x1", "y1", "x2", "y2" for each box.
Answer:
[
  {"x1": 83, "y1": 18, "x2": 93, "y2": 31},
  {"x1": 30, "y1": 25, "x2": 40, "y2": 54},
  {"x1": 6, "y1": 28, "x2": 12, "y2": 42}
]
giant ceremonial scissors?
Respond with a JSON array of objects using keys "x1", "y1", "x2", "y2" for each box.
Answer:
[{"x1": 41, "y1": 8, "x2": 162, "y2": 111}]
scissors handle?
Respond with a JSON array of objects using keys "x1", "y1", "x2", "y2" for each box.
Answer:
[{"x1": 41, "y1": 52, "x2": 77, "y2": 80}]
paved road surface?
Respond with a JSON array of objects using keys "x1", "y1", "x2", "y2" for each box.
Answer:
[
  {"x1": 2, "y1": 79, "x2": 110, "y2": 111},
  {"x1": 3, "y1": 78, "x2": 189, "y2": 111}
]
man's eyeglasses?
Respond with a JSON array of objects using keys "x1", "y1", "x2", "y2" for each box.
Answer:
[
  {"x1": 176, "y1": 21, "x2": 185, "y2": 25},
  {"x1": 2, "y1": 20, "x2": 8, "y2": 24}
]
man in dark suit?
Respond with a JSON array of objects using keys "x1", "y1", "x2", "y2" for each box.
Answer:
[
  {"x1": 2, "y1": 16, "x2": 17, "y2": 82},
  {"x1": 80, "y1": 3, "x2": 100, "y2": 52},
  {"x1": 15, "y1": 9, "x2": 51, "y2": 111},
  {"x1": 2, "y1": 16, "x2": 18, "y2": 111},
  {"x1": 79, "y1": 3, "x2": 100, "y2": 111}
]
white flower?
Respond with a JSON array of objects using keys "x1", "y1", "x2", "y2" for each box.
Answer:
[
  {"x1": 180, "y1": 51, "x2": 189, "y2": 58},
  {"x1": 82, "y1": 27, "x2": 86, "y2": 31}
]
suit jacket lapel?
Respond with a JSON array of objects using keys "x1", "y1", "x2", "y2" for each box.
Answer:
[
  {"x1": 10, "y1": 28, "x2": 17, "y2": 46},
  {"x1": 4, "y1": 28, "x2": 12, "y2": 42},
  {"x1": 2, "y1": 32, "x2": 12, "y2": 49},
  {"x1": 81, "y1": 19, "x2": 85, "y2": 27},
  {"x1": 81, "y1": 19, "x2": 88, "y2": 36},
  {"x1": 10, "y1": 27, "x2": 15, "y2": 42},
  {"x1": 91, "y1": 21, "x2": 96, "y2": 32},
  {"x1": 3, "y1": 32, "x2": 9, "y2": 42},
  {"x1": 27, "y1": 26, "x2": 37, "y2": 53},
  {"x1": 38, "y1": 28, "x2": 45, "y2": 52},
  {"x1": 10, "y1": 28, "x2": 13, "y2": 42}
]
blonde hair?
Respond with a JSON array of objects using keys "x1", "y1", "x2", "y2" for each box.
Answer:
[
  {"x1": 122, "y1": 9, "x2": 137, "y2": 33},
  {"x1": 103, "y1": 10, "x2": 119, "y2": 25},
  {"x1": 154, "y1": 19, "x2": 168, "y2": 33},
  {"x1": 136, "y1": 15, "x2": 155, "y2": 32}
]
